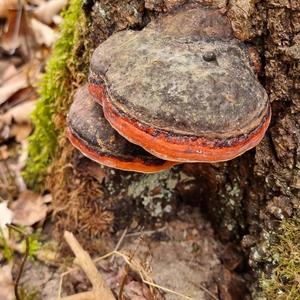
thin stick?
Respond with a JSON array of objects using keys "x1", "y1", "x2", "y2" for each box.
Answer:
[
  {"x1": 125, "y1": 226, "x2": 167, "y2": 237},
  {"x1": 6, "y1": 225, "x2": 29, "y2": 300},
  {"x1": 63, "y1": 231, "x2": 116, "y2": 300},
  {"x1": 110, "y1": 227, "x2": 127, "y2": 263},
  {"x1": 118, "y1": 263, "x2": 128, "y2": 300},
  {"x1": 60, "y1": 238, "x2": 216, "y2": 300}
]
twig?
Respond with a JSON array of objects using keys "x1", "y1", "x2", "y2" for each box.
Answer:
[
  {"x1": 125, "y1": 226, "x2": 167, "y2": 237},
  {"x1": 110, "y1": 227, "x2": 127, "y2": 263},
  {"x1": 118, "y1": 263, "x2": 128, "y2": 300},
  {"x1": 59, "y1": 234, "x2": 215, "y2": 300},
  {"x1": 95, "y1": 250, "x2": 193, "y2": 299},
  {"x1": 6, "y1": 224, "x2": 29, "y2": 300},
  {"x1": 120, "y1": 233, "x2": 145, "y2": 299},
  {"x1": 60, "y1": 231, "x2": 116, "y2": 300}
]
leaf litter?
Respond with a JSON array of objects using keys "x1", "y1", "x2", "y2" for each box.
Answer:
[{"x1": 0, "y1": 0, "x2": 64, "y2": 299}]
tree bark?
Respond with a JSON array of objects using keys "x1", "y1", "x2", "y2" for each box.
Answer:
[{"x1": 53, "y1": 0, "x2": 300, "y2": 298}]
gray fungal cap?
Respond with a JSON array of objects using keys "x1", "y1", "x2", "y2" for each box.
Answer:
[{"x1": 90, "y1": 6, "x2": 269, "y2": 141}]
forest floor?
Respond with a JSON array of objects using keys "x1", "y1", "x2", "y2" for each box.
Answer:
[{"x1": 0, "y1": 1, "x2": 253, "y2": 300}]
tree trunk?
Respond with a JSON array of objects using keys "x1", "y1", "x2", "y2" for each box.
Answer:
[{"x1": 50, "y1": 0, "x2": 300, "y2": 298}]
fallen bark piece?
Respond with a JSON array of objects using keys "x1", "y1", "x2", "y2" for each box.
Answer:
[
  {"x1": 62, "y1": 231, "x2": 116, "y2": 300},
  {"x1": 11, "y1": 190, "x2": 48, "y2": 226},
  {"x1": 34, "y1": 0, "x2": 68, "y2": 25}
]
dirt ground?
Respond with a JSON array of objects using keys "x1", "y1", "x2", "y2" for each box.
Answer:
[{"x1": 19, "y1": 206, "x2": 250, "y2": 300}]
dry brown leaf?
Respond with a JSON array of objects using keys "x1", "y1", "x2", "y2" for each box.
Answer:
[
  {"x1": 0, "y1": 124, "x2": 10, "y2": 141},
  {"x1": 124, "y1": 281, "x2": 147, "y2": 299},
  {"x1": 0, "y1": 63, "x2": 17, "y2": 84},
  {"x1": 0, "y1": 0, "x2": 18, "y2": 17},
  {"x1": 10, "y1": 123, "x2": 32, "y2": 142},
  {"x1": 0, "y1": 70, "x2": 28, "y2": 105},
  {"x1": 0, "y1": 201, "x2": 13, "y2": 239},
  {"x1": 30, "y1": 18, "x2": 57, "y2": 47},
  {"x1": 18, "y1": 140, "x2": 29, "y2": 171},
  {"x1": 7, "y1": 141, "x2": 28, "y2": 192},
  {"x1": 1, "y1": 8, "x2": 24, "y2": 52},
  {"x1": 0, "y1": 61, "x2": 12, "y2": 78},
  {"x1": 0, "y1": 60, "x2": 40, "y2": 106},
  {"x1": 1, "y1": 6, "x2": 37, "y2": 56},
  {"x1": 27, "y1": 0, "x2": 46, "y2": 5},
  {"x1": 52, "y1": 14, "x2": 63, "y2": 25},
  {"x1": 11, "y1": 190, "x2": 48, "y2": 226},
  {"x1": 0, "y1": 100, "x2": 36, "y2": 124},
  {"x1": 0, "y1": 263, "x2": 14, "y2": 300},
  {"x1": 0, "y1": 145, "x2": 9, "y2": 160},
  {"x1": 1, "y1": 86, "x2": 38, "y2": 113},
  {"x1": 34, "y1": 0, "x2": 68, "y2": 25}
]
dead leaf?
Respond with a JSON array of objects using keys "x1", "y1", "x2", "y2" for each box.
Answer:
[
  {"x1": 124, "y1": 281, "x2": 146, "y2": 299},
  {"x1": 0, "y1": 201, "x2": 13, "y2": 239},
  {"x1": 0, "y1": 125, "x2": 10, "y2": 142},
  {"x1": 52, "y1": 14, "x2": 63, "y2": 25},
  {"x1": 0, "y1": 70, "x2": 28, "y2": 106},
  {"x1": 0, "y1": 64, "x2": 18, "y2": 84},
  {"x1": 10, "y1": 123, "x2": 32, "y2": 142},
  {"x1": 1, "y1": 86, "x2": 38, "y2": 114},
  {"x1": 1, "y1": 5, "x2": 37, "y2": 57},
  {"x1": 0, "y1": 145, "x2": 9, "y2": 160},
  {"x1": 0, "y1": 100, "x2": 36, "y2": 124},
  {"x1": 0, "y1": 60, "x2": 39, "y2": 106},
  {"x1": 43, "y1": 194, "x2": 52, "y2": 204},
  {"x1": 34, "y1": 0, "x2": 68, "y2": 25},
  {"x1": 30, "y1": 18, "x2": 57, "y2": 47},
  {"x1": 0, "y1": 0, "x2": 18, "y2": 17},
  {"x1": 1, "y1": 8, "x2": 25, "y2": 53},
  {"x1": 7, "y1": 143, "x2": 27, "y2": 193},
  {"x1": 18, "y1": 140, "x2": 29, "y2": 171},
  {"x1": 27, "y1": 0, "x2": 46, "y2": 5},
  {"x1": 0, "y1": 263, "x2": 14, "y2": 300},
  {"x1": 0, "y1": 61, "x2": 12, "y2": 78},
  {"x1": 11, "y1": 190, "x2": 48, "y2": 226}
]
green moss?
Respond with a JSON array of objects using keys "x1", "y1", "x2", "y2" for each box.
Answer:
[
  {"x1": 23, "y1": 0, "x2": 89, "y2": 189},
  {"x1": 16, "y1": 287, "x2": 39, "y2": 300},
  {"x1": 259, "y1": 217, "x2": 300, "y2": 300}
]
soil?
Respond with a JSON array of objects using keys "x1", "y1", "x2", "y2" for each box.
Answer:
[{"x1": 20, "y1": 205, "x2": 251, "y2": 299}]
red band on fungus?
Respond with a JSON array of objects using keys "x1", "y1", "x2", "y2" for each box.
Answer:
[
  {"x1": 88, "y1": 83, "x2": 106, "y2": 106},
  {"x1": 101, "y1": 94, "x2": 271, "y2": 162},
  {"x1": 67, "y1": 127, "x2": 176, "y2": 172}
]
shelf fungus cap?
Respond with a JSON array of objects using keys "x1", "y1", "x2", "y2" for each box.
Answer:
[
  {"x1": 89, "y1": 6, "x2": 271, "y2": 162},
  {"x1": 67, "y1": 85, "x2": 176, "y2": 172}
]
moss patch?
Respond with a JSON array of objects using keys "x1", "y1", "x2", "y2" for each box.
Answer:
[
  {"x1": 259, "y1": 216, "x2": 300, "y2": 299},
  {"x1": 23, "y1": 0, "x2": 89, "y2": 189}
]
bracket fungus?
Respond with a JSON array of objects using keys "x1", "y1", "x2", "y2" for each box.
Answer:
[
  {"x1": 89, "y1": 6, "x2": 271, "y2": 163},
  {"x1": 67, "y1": 85, "x2": 176, "y2": 172}
]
